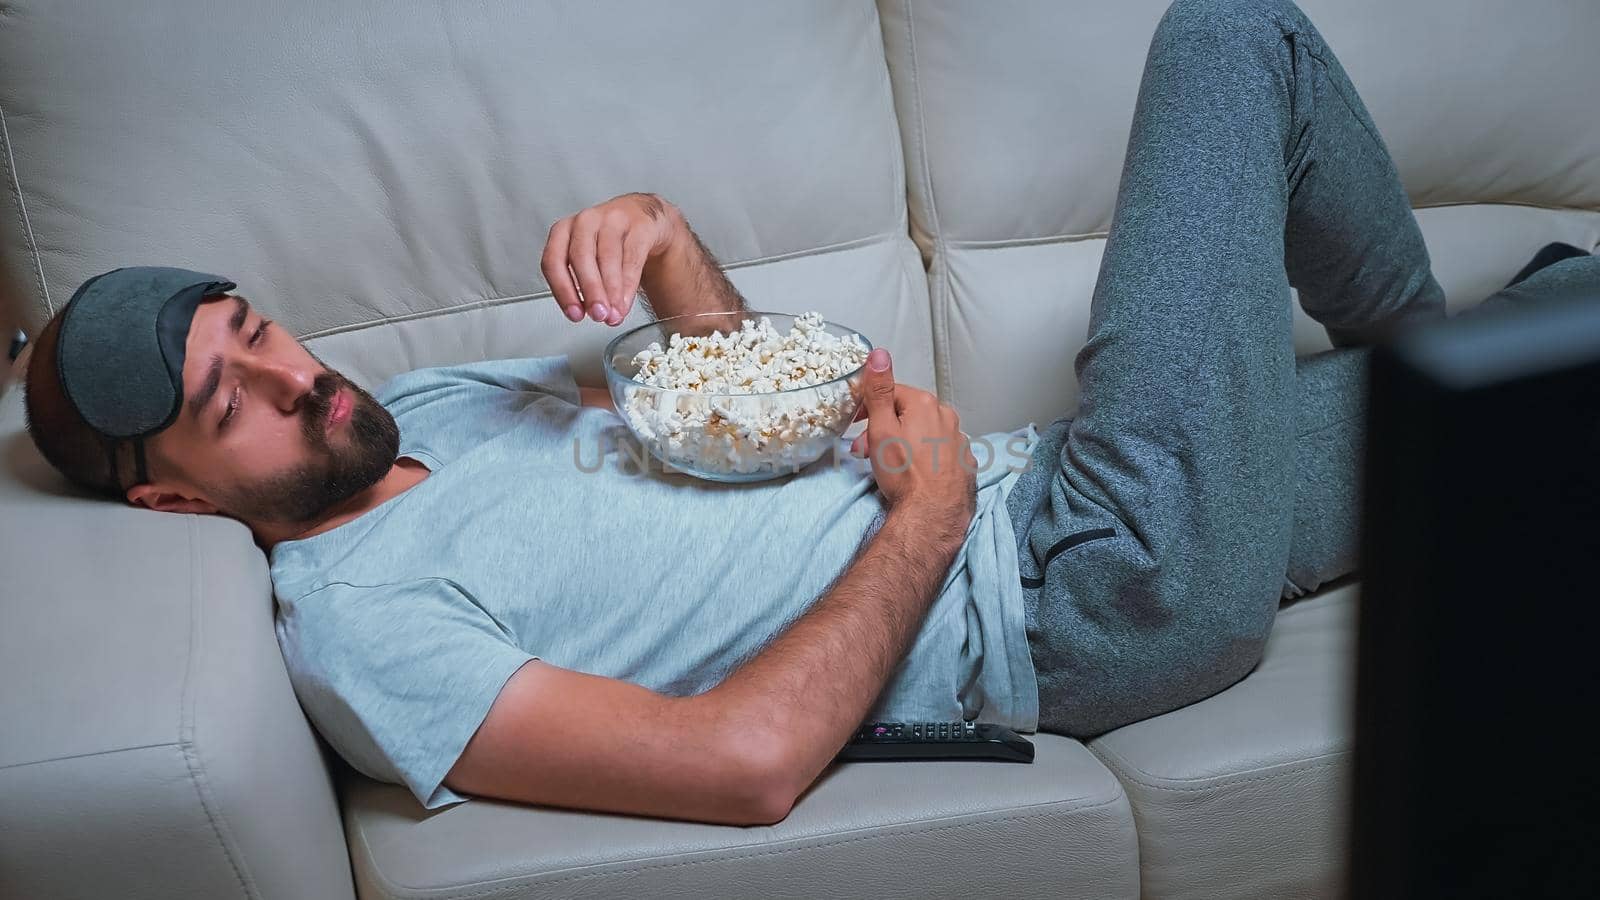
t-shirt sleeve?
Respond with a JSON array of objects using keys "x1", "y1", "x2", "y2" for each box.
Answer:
[{"x1": 274, "y1": 578, "x2": 537, "y2": 810}]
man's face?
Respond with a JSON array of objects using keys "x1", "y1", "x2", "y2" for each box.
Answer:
[{"x1": 141, "y1": 294, "x2": 399, "y2": 524}]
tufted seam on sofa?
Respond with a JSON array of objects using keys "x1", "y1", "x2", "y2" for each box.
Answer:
[
  {"x1": 895, "y1": 0, "x2": 953, "y2": 403},
  {"x1": 295, "y1": 231, "x2": 903, "y2": 342},
  {"x1": 177, "y1": 516, "x2": 260, "y2": 900},
  {"x1": 866, "y1": 1, "x2": 912, "y2": 242},
  {"x1": 0, "y1": 102, "x2": 51, "y2": 314},
  {"x1": 1091, "y1": 745, "x2": 1350, "y2": 795},
  {"x1": 0, "y1": 740, "x2": 183, "y2": 772},
  {"x1": 940, "y1": 202, "x2": 1600, "y2": 253},
  {"x1": 1412, "y1": 199, "x2": 1600, "y2": 215},
  {"x1": 947, "y1": 231, "x2": 1112, "y2": 251},
  {"x1": 351, "y1": 792, "x2": 1131, "y2": 899}
]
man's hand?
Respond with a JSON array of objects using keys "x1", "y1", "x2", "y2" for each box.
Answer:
[
  {"x1": 692, "y1": 354, "x2": 977, "y2": 819},
  {"x1": 850, "y1": 348, "x2": 977, "y2": 549},
  {"x1": 543, "y1": 192, "x2": 749, "y2": 327},
  {"x1": 542, "y1": 192, "x2": 680, "y2": 326}
]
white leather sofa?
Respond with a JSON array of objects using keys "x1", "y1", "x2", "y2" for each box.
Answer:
[{"x1": 2, "y1": 2, "x2": 1596, "y2": 898}]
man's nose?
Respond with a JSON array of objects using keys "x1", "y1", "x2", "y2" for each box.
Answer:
[{"x1": 245, "y1": 357, "x2": 317, "y2": 413}]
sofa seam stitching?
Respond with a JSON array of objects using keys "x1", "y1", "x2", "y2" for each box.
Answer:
[
  {"x1": 1412, "y1": 198, "x2": 1600, "y2": 214},
  {"x1": 356, "y1": 793, "x2": 1129, "y2": 899},
  {"x1": 870, "y1": 0, "x2": 921, "y2": 321},
  {"x1": 177, "y1": 518, "x2": 261, "y2": 900},
  {"x1": 295, "y1": 232, "x2": 898, "y2": 342},
  {"x1": 948, "y1": 231, "x2": 1112, "y2": 250},
  {"x1": 937, "y1": 200, "x2": 1600, "y2": 253},
  {"x1": 869, "y1": 1, "x2": 910, "y2": 246},
  {"x1": 1093, "y1": 746, "x2": 1351, "y2": 794},
  {"x1": 900, "y1": 0, "x2": 952, "y2": 403},
  {"x1": 0, "y1": 102, "x2": 52, "y2": 314},
  {"x1": 0, "y1": 740, "x2": 184, "y2": 772}
]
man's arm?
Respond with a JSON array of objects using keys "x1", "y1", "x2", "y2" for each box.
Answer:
[
  {"x1": 708, "y1": 349, "x2": 975, "y2": 813},
  {"x1": 635, "y1": 203, "x2": 749, "y2": 319},
  {"x1": 445, "y1": 349, "x2": 976, "y2": 824},
  {"x1": 445, "y1": 501, "x2": 960, "y2": 825},
  {"x1": 576, "y1": 385, "x2": 615, "y2": 411},
  {"x1": 705, "y1": 501, "x2": 966, "y2": 815},
  {"x1": 551, "y1": 194, "x2": 745, "y2": 411},
  {"x1": 541, "y1": 192, "x2": 747, "y2": 326}
]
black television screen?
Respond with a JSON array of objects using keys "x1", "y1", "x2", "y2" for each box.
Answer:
[{"x1": 1350, "y1": 289, "x2": 1600, "y2": 897}]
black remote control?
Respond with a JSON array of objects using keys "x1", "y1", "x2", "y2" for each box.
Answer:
[{"x1": 837, "y1": 721, "x2": 1035, "y2": 763}]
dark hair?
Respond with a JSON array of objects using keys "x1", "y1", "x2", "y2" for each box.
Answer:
[{"x1": 22, "y1": 309, "x2": 129, "y2": 498}]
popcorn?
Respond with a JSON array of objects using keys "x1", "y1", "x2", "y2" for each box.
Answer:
[{"x1": 619, "y1": 311, "x2": 869, "y2": 477}]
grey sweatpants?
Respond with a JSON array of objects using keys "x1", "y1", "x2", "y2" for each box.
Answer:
[{"x1": 1007, "y1": 0, "x2": 1481, "y2": 738}]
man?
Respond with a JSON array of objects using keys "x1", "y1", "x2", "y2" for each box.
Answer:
[{"x1": 20, "y1": 0, "x2": 1597, "y2": 826}]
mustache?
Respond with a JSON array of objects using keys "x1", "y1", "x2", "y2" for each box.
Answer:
[{"x1": 299, "y1": 372, "x2": 345, "y2": 438}]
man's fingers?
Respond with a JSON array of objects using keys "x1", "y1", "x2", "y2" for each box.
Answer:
[
  {"x1": 847, "y1": 401, "x2": 868, "y2": 457},
  {"x1": 861, "y1": 348, "x2": 900, "y2": 443},
  {"x1": 850, "y1": 430, "x2": 866, "y2": 458},
  {"x1": 542, "y1": 218, "x2": 583, "y2": 322},
  {"x1": 568, "y1": 212, "x2": 610, "y2": 322},
  {"x1": 597, "y1": 219, "x2": 625, "y2": 324},
  {"x1": 851, "y1": 375, "x2": 975, "y2": 477}
]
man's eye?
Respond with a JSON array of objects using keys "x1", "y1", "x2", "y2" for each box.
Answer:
[
  {"x1": 219, "y1": 387, "x2": 240, "y2": 432},
  {"x1": 249, "y1": 320, "x2": 271, "y2": 348}
]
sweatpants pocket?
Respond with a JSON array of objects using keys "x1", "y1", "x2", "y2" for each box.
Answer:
[{"x1": 1019, "y1": 526, "x2": 1117, "y2": 589}]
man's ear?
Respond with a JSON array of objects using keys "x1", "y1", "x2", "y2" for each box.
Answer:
[{"x1": 125, "y1": 482, "x2": 221, "y2": 515}]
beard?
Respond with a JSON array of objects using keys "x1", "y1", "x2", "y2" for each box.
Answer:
[{"x1": 214, "y1": 365, "x2": 400, "y2": 525}]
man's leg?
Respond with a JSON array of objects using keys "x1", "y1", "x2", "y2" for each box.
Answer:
[
  {"x1": 1279, "y1": 345, "x2": 1370, "y2": 600},
  {"x1": 1280, "y1": 250, "x2": 1600, "y2": 600},
  {"x1": 1015, "y1": 0, "x2": 1446, "y2": 737}
]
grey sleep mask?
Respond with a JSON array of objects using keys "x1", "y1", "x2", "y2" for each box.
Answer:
[{"x1": 55, "y1": 266, "x2": 237, "y2": 484}]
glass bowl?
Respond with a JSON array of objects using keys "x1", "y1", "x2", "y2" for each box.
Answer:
[{"x1": 603, "y1": 311, "x2": 873, "y2": 483}]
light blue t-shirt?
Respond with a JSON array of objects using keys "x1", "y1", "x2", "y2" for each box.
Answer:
[{"x1": 270, "y1": 355, "x2": 1040, "y2": 809}]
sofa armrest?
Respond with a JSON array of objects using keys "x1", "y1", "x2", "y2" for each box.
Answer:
[{"x1": 0, "y1": 385, "x2": 356, "y2": 899}]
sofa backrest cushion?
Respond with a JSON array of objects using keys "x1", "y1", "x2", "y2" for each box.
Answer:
[{"x1": 0, "y1": 1, "x2": 933, "y2": 392}]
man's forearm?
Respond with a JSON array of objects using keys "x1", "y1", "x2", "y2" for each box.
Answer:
[
  {"x1": 702, "y1": 505, "x2": 964, "y2": 808},
  {"x1": 639, "y1": 204, "x2": 749, "y2": 318}
]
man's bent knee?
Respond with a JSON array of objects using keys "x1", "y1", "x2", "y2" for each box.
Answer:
[{"x1": 1154, "y1": 0, "x2": 1307, "y2": 51}]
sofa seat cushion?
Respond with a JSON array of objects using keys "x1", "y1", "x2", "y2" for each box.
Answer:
[
  {"x1": 338, "y1": 734, "x2": 1138, "y2": 900},
  {"x1": 1089, "y1": 582, "x2": 1358, "y2": 900}
]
